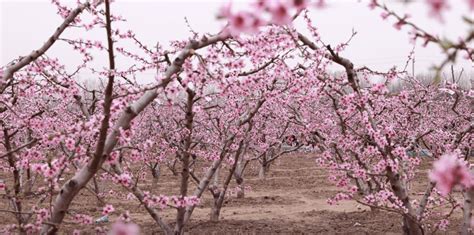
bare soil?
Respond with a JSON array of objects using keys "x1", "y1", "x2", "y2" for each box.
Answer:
[{"x1": 0, "y1": 153, "x2": 463, "y2": 234}]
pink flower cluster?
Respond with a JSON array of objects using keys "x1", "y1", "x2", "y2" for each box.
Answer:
[
  {"x1": 327, "y1": 192, "x2": 352, "y2": 205},
  {"x1": 219, "y1": 0, "x2": 317, "y2": 36},
  {"x1": 31, "y1": 163, "x2": 58, "y2": 179},
  {"x1": 429, "y1": 152, "x2": 473, "y2": 196},
  {"x1": 469, "y1": 0, "x2": 474, "y2": 10},
  {"x1": 141, "y1": 192, "x2": 200, "y2": 209},
  {"x1": 170, "y1": 196, "x2": 201, "y2": 208},
  {"x1": 102, "y1": 204, "x2": 115, "y2": 216},
  {"x1": 74, "y1": 214, "x2": 93, "y2": 225},
  {"x1": 363, "y1": 190, "x2": 407, "y2": 212},
  {"x1": 436, "y1": 218, "x2": 450, "y2": 231},
  {"x1": 116, "y1": 173, "x2": 132, "y2": 188},
  {"x1": 147, "y1": 194, "x2": 170, "y2": 209},
  {"x1": 425, "y1": 0, "x2": 450, "y2": 21},
  {"x1": 36, "y1": 208, "x2": 50, "y2": 224}
]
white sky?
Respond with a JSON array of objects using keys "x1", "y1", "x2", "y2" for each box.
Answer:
[{"x1": 1, "y1": 0, "x2": 473, "y2": 80}]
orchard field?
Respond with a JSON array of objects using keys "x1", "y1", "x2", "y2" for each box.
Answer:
[
  {"x1": 0, "y1": 0, "x2": 473, "y2": 234},
  {"x1": 0, "y1": 154, "x2": 465, "y2": 234}
]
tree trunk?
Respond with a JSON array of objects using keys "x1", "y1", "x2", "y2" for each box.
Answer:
[
  {"x1": 210, "y1": 192, "x2": 222, "y2": 222},
  {"x1": 209, "y1": 140, "x2": 245, "y2": 222},
  {"x1": 174, "y1": 154, "x2": 190, "y2": 235},
  {"x1": 210, "y1": 206, "x2": 220, "y2": 222},
  {"x1": 417, "y1": 182, "x2": 435, "y2": 220},
  {"x1": 151, "y1": 163, "x2": 160, "y2": 185},
  {"x1": 4, "y1": 129, "x2": 25, "y2": 234},
  {"x1": 182, "y1": 142, "x2": 232, "y2": 224},
  {"x1": 92, "y1": 176, "x2": 104, "y2": 206},
  {"x1": 461, "y1": 189, "x2": 473, "y2": 235},
  {"x1": 234, "y1": 148, "x2": 247, "y2": 198},
  {"x1": 386, "y1": 167, "x2": 422, "y2": 235},
  {"x1": 236, "y1": 180, "x2": 245, "y2": 199},
  {"x1": 259, "y1": 162, "x2": 270, "y2": 180},
  {"x1": 213, "y1": 166, "x2": 220, "y2": 188},
  {"x1": 24, "y1": 167, "x2": 33, "y2": 195},
  {"x1": 42, "y1": 167, "x2": 98, "y2": 234},
  {"x1": 174, "y1": 89, "x2": 195, "y2": 235}
]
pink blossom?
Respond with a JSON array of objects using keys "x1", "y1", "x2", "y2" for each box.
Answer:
[
  {"x1": 289, "y1": 0, "x2": 309, "y2": 11},
  {"x1": 429, "y1": 152, "x2": 473, "y2": 196},
  {"x1": 371, "y1": 83, "x2": 388, "y2": 94},
  {"x1": 102, "y1": 204, "x2": 115, "y2": 215},
  {"x1": 158, "y1": 195, "x2": 169, "y2": 209},
  {"x1": 425, "y1": 0, "x2": 449, "y2": 21},
  {"x1": 393, "y1": 20, "x2": 404, "y2": 30},
  {"x1": 368, "y1": 0, "x2": 378, "y2": 10},
  {"x1": 270, "y1": 2, "x2": 293, "y2": 25},
  {"x1": 314, "y1": 0, "x2": 325, "y2": 8},
  {"x1": 108, "y1": 222, "x2": 139, "y2": 235},
  {"x1": 468, "y1": 0, "x2": 474, "y2": 10},
  {"x1": 437, "y1": 219, "x2": 449, "y2": 231},
  {"x1": 218, "y1": 1, "x2": 232, "y2": 18},
  {"x1": 36, "y1": 208, "x2": 49, "y2": 223},
  {"x1": 74, "y1": 214, "x2": 93, "y2": 225},
  {"x1": 117, "y1": 173, "x2": 132, "y2": 187},
  {"x1": 226, "y1": 11, "x2": 263, "y2": 36},
  {"x1": 253, "y1": 0, "x2": 270, "y2": 10},
  {"x1": 65, "y1": 138, "x2": 75, "y2": 151}
]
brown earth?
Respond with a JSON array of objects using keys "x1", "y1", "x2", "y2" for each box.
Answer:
[{"x1": 0, "y1": 153, "x2": 464, "y2": 234}]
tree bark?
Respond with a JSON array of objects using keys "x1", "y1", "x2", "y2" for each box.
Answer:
[
  {"x1": 151, "y1": 163, "x2": 160, "y2": 184},
  {"x1": 210, "y1": 192, "x2": 221, "y2": 222},
  {"x1": 174, "y1": 87, "x2": 195, "y2": 235},
  {"x1": 210, "y1": 140, "x2": 245, "y2": 221},
  {"x1": 3, "y1": 128, "x2": 26, "y2": 234},
  {"x1": 259, "y1": 161, "x2": 270, "y2": 180},
  {"x1": 236, "y1": 177, "x2": 245, "y2": 199},
  {"x1": 386, "y1": 167, "x2": 422, "y2": 235},
  {"x1": 182, "y1": 139, "x2": 233, "y2": 224},
  {"x1": 213, "y1": 165, "x2": 220, "y2": 189},
  {"x1": 461, "y1": 189, "x2": 473, "y2": 235},
  {"x1": 234, "y1": 146, "x2": 247, "y2": 198}
]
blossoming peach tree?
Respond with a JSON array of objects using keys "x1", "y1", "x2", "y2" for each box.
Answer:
[{"x1": 0, "y1": 0, "x2": 472, "y2": 234}]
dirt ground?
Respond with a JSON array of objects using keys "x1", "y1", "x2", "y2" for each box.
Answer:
[{"x1": 0, "y1": 153, "x2": 464, "y2": 234}]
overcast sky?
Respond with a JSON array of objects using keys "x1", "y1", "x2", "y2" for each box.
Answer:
[{"x1": 1, "y1": 0, "x2": 473, "y2": 81}]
